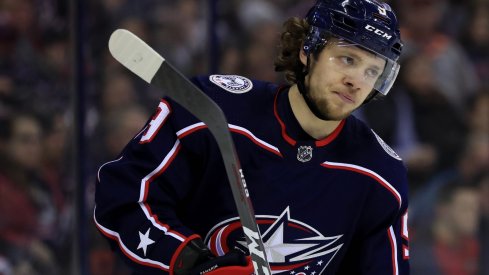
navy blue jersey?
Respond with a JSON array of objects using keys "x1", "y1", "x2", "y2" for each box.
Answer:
[{"x1": 94, "y1": 75, "x2": 410, "y2": 275}]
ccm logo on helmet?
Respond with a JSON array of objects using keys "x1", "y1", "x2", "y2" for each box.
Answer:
[{"x1": 365, "y1": 24, "x2": 392, "y2": 40}]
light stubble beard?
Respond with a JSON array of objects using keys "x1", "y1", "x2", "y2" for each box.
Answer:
[{"x1": 303, "y1": 91, "x2": 354, "y2": 121}]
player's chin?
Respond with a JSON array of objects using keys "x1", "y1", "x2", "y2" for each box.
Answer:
[
  {"x1": 317, "y1": 107, "x2": 352, "y2": 121},
  {"x1": 325, "y1": 104, "x2": 356, "y2": 120},
  {"x1": 313, "y1": 103, "x2": 349, "y2": 121},
  {"x1": 326, "y1": 111, "x2": 351, "y2": 121}
]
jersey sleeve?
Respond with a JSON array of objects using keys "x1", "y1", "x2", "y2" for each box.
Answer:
[
  {"x1": 358, "y1": 155, "x2": 410, "y2": 275},
  {"x1": 342, "y1": 207, "x2": 409, "y2": 275},
  {"x1": 338, "y1": 171, "x2": 409, "y2": 275},
  {"x1": 335, "y1": 121, "x2": 410, "y2": 274},
  {"x1": 93, "y1": 99, "x2": 203, "y2": 275}
]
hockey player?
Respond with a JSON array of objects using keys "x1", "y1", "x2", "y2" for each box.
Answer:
[{"x1": 94, "y1": 0, "x2": 410, "y2": 274}]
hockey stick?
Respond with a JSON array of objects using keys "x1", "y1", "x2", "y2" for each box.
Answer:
[{"x1": 108, "y1": 29, "x2": 271, "y2": 275}]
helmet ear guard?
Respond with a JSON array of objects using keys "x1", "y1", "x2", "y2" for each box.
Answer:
[{"x1": 303, "y1": 26, "x2": 328, "y2": 56}]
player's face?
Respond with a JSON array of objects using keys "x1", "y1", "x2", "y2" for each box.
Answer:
[{"x1": 302, "y1": 41, "x2": 386, "y2": 120}]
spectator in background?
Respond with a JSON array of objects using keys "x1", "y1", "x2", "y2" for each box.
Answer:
[
  {"x1": 400, "y1": 54, "x2": 467, "y2": 190},
  {"x1": 0, "y1": 21, "x2": 17, "y2": 61},
  {"x1": 458, "y1": 90, "x2": 489, "y2": 184},
  {"x1": 1, "y1": 0, "x2": 44, "y2": 99},
  {"x1": 238, "y1": 0, "x2": 284, "y2": 82},
  {"x1": 100, "y1": 71, "x2": 139, "y2": 112},
  {"x1": 243, "y1": 21, "x2": 282, "y2": 83},
  {"x1": 0, "y1": 68, "x2": 17, "y2": 118},
  {"x1": 411, "y1": 180, "x2": 481, "y2": 275},
  {"x1": 0, "y1": 111, "x2": 58, "y2": 275},
  {"x1": 218, "y1": 41, "x2": 245, "y2": 75},
  {"x1": 460, "y1": 2, "x2": 489, "y2": 88},
  {"x1": 360, "y1": 53, "x2": 467, "y2": 193},
  {"x1": 1, "y1": 0, "x2": 72, "y2": 116},
  {"x1": 432, "y1": 181, "x2": 481, "y2": 275},
  {"x1": 86, "y1": 69, "x2": 140, "y2": 135},
  {"x1": 38, "y1": 110, "x2": 73, "y2": 273},
  {"x1": 36, "y1": 27, "x2": 71, "y2": 113},
  {"x1": 457, "y1": 134, "x2": 489, "y2": 185},
  {"x1": 39, "y1": 111, "x2": 71, "y2": 217},
  {"x1": 397, "y1": 0, "x2": 479, "y2": 116},
  {"x1": 409, "y1": 111, "x2": 488, "y2": 262},
  {"x1": 151, "y1": 0, "x2": 208, "y2": 75},
  {"x1": 466, "y1": 90, "x2": 489, "y2": 138},
  {"x1": 477, "y1": 173, "x2": 489, "y2": 274}
]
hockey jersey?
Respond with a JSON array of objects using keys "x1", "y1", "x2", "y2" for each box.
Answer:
[{"x1": 94, "y1": 75, "x2": 410, "y2": 275}]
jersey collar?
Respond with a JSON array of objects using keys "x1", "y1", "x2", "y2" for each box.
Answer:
[{"x1": 273, "y1": 86, "x2": 345, "y2": 147}]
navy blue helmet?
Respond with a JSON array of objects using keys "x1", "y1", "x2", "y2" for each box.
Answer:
[{"x1": 303, "y1": 0, "x2": 403, "y2": 96}]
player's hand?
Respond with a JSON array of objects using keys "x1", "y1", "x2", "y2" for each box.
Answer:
[
  {"x1": 189, "y1": 249, "x2": 253, "y2": 275},
  {"x1": 173, "y1": 238, "x2": 253, "y2": 275}
]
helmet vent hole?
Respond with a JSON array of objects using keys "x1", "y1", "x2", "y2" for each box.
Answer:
[
  {"x1": 392, "y1": 42, "x2": 403, "y2": 55},
  {"x1": 373, "y1": 13, "x2": 391, "y2": 24},
  {"x1": 344, "y1": 4, "x2": 359, "y2": 15},
  {"x1": 343, "y1": 17, "x2": 357, "y2": 28},
  {"x1": 331, "y1": 13, "x2": 356, "y2": 31}
]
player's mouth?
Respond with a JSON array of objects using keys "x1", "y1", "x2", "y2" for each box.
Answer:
[{"x1": 333, "y1": 91, "x2": 355, "y2": 104}]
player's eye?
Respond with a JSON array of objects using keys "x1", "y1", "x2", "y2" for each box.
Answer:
[
  {"x1": 365, "y1": 68, "x2": 380, "y2": 79},
  {"x1": 339, "y1": 56, "x2": 355, "y2": 66}
]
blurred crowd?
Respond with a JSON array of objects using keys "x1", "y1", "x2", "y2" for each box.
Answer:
[{"x1": 0, "y1": 0, "x2": 487, "y2": 274}]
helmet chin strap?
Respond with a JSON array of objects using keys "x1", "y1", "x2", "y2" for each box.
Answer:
[{"x1": 297, "y1": 54, "x2": 331, "y2": 121}]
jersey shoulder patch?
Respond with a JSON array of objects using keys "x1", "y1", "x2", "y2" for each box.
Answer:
[
  {"x1": 209, "y1": 74, "x2": 253, "y2": 94},
  {"x1": 371, "y1": 129, "x2": 402, "y2": 161}
]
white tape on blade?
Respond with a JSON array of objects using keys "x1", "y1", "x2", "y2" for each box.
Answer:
[{"x1": 108, "y1": 29, "x2": 164, "y2": 83}]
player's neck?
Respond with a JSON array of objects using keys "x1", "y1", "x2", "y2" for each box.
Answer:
[{"x1": 288, "y1": 85, "x2": 342, "y2": 140}]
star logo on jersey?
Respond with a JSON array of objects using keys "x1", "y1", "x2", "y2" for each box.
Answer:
[
  {"x1": 297, "y1": 146, "x2": 313, "y2": 162},
  {"x1": 137, "y1": 228, "x2": 155, "y2": 256},
  {"x1": 205, "y1": 207, "x2": 344, "y2": 274}
]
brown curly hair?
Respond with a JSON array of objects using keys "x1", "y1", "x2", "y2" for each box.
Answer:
[{"x1": 274, "y1": 17, "x2": 310, "y2": 84}]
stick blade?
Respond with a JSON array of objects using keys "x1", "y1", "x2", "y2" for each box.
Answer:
[{"x1": 108, "y1": 29, "x2": 164, "y2": 83}]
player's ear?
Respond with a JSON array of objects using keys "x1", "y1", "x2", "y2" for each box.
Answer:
[{"x1": 299, "y1": 45, "x2": 308, "y2": 66}]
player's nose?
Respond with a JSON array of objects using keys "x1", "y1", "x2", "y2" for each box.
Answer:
[
  {"x1": 342, "y1": 66, "x2": 372, "y2": 92},
  {"x1": 342, "y1": 73, "x2": 361, "y2": 91}
]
